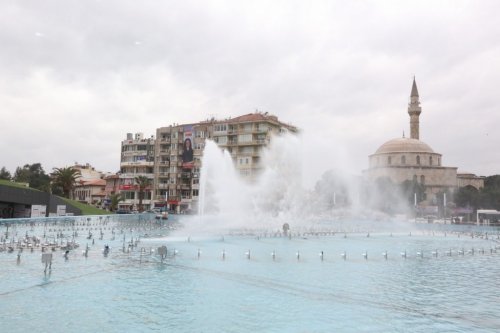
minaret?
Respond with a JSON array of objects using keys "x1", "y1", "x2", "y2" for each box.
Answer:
[{"x1": 408, "y1": 77, "x2": 422, "y2": 140}]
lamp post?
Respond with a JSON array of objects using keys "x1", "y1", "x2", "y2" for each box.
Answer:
[
  {"x1": 414, "y1": 192, "x2": 417, "y2": 222},
  {"x1": 443, "y1": 192, "x2": 447, "y2": 220}
]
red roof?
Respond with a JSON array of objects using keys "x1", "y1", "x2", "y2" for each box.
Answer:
[{"x1": 78, "y1": 179, "x2": 106, "y2": 186}]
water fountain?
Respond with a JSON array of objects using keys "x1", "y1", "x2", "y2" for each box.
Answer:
[{"x1": 0, "y1": 138, "x2": 499, "y2": 332}]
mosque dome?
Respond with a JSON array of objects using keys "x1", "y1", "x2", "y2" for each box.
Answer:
[{"x1": 374, "y1": 137, "x2": 435, "y2": 155}]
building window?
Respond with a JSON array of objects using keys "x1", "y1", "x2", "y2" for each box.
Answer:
[
  {"x1": 401, "y1": 156, "x2": 406, "y2": 165},
  {"x1": 416, "y1": 155, "x2": 420, "y2": 165},
  {"x1": 388, "y1": 156, "x2": 392, "y2": 165},
  {"x1": 413, "y1": 175, "x2": 417, "y2": 183},
  {"x1": 438, "y1": 157, "x2": 441, "y2": 166},
  {"x1": 429, "y1": 156, "x2": 433, "y2": 166},
  {"x1": 238, "y1": 134, "x2": 252, "y2": 143},
  {"x1": 420, "y1": 175, "x2": 425, "y2": 184}
]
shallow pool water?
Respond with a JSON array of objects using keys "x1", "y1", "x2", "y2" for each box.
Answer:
[{"x1": 1, "y1": 216, "x2": 499, "y2": 332}]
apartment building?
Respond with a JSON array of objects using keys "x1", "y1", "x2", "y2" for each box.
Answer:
[
  {"x1": 72, "y1": 163, "x2": 107, "y2": 205},
  {"x1": 153, "y1": 112, "x2": 297, "y2": 213},
  {"x1": 119, "y1": 132, "x2": 155, "y2": 211}
]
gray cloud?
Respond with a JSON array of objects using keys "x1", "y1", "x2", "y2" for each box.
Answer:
[{"x1": 0, "y1": 0, "x2": 499, "y2": 183}]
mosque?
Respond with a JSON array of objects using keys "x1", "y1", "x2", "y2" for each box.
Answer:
[{"x1": 363, "y1": 78, "x2": 483, "y2": 206}]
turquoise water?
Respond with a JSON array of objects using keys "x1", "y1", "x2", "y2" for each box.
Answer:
[{"x1": 1, "y1": 216, "x2": 499, "y2": 332}]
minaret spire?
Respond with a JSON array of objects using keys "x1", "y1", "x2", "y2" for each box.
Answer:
[
  {"x1": 408, "y1": 77, "x2": 422, "y2": 140},
  {"x1": 410, "y1": 76, "x2": 419, "y2": 97}
]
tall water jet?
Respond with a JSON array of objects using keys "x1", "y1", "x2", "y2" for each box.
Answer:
[
  {"x1": 193, "y1": 135, "x2": 306, "y2": 233},
  {"x1": 180, "y1": 132, "x2": 417, "y2": 237}
]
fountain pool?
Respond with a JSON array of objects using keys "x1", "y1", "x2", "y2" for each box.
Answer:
[{"x1": 1, "y1": 216, "x2": 499, "y2": 333}]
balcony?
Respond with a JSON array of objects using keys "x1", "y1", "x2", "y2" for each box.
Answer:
[
  {"x1": 119, "y1": 173, "x2": 154, "y2": 179},
  {"x1": 181, "y1": 172, "x2": 192, "y2": 179},
  {"x1": 120, "y1": 161, "x2": 154, "y2": 167},
  {"x1": 158, "y1": 183, "x2": 169, "y2": 189},
  {"x1": 236, "y1": 139, "x2": 267, "y2": 146},
  {"x1": 233, "y1": 150, "x2": 259, "y2": 157},
  {"x1": 122, "y1": 150, "x2": 148, "y2": 156},
  {"x1": 119, "y1": 184, "x2": 153, "y2": 191}
]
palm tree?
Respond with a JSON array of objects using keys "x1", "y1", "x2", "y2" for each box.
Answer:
[
  {"x1": 51, "y1": 167, "x2": 81, "y2": 198},
  {"x1": 135, "y1": 175, "x2": 151, "y2": 212},
  {"x1": 109, "y1": 193, "x2": 124, "y2": 212}
]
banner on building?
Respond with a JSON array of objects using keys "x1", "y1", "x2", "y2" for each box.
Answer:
[{"x1": 182, "y1": 125, "x2": 194, "y2": 169}]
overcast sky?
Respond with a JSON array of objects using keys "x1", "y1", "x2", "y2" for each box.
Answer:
[{"x1": 1, "y1": 0, "x2": 499, "y2": 187}]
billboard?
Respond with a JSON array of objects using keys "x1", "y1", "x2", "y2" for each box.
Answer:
[{"x1": 182, "y1": 125, "x2": 194, "y2": 169}]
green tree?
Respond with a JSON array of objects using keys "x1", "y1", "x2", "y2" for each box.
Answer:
[
  {"x1": 135, "y1": 176, "x2": 151, "y2": 212},
  {"x1": 0, "y1": 166, "x2": 11, "y2": 180},
  {"x1": 109, "y1": 193, "x2": 124, "y2": 212},
  {"x1": 479, "y1": 175, "x2": 500, "y2": 210},
  {"x1": 13, "y1": 163, "x2": 51, "y2": 191},
  {"x1": 51, "y1": 167, "x2": 81, "y2": 198},
  {"x1": 454, "y1": 185, "x2": 480, "y2": 210}
]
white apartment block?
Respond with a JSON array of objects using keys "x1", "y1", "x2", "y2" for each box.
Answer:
[{"x1": 118, "y1": 132, "x2": 155, "y2": 211}]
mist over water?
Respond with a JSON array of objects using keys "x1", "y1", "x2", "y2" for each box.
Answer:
[{"x1": 176, "y1": 134, "x2": 413, "y2": 236}]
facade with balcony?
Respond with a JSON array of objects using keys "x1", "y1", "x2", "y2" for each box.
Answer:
[
  {"x1": 119, "y1": 132, "x2": 155, "y2": 211},
  {"x1": 153, "y1": 113, "x2": 297, "y2": 213}
]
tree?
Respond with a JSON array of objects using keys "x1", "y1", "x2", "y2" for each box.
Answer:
[
  {"x1": 0, "y1": 166, "x2": 11, "y2": 180},
  {"x1": 479, "y1": 175, "x2": 500, "y2": 210},
  {"x1": 135, "y1": 175, "x2": 151, "y2": 212},
  {"x1": 109, "y1": 193, "x2": 124, "y2": 212},
  {"x1": 51, "y1": 167, "x2": 81, "y2": 198},
  {"x1": 454, "y1": 185, "x2": 480, "y2": 210},
  {"x1": 13, "y1": 163, "x2": 51, "y2": 192}
]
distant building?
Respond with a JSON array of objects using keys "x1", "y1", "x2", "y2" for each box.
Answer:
[
  {"x1": 73, "y1": 179, "x2": 107, "y2": 205},
  {"x1": 72, "y1": 163, "x2": 107, "y2": 205},
  {"x1": 72, "y1": 163, "x2": 104, "y2": 181},
  {"x1": 118, "y1": 133, "x2": 155, "y2": 211},
  {"x1": 153, "y1": 112, "x2": 297, "y2": 213},
  {"x1": 457, "y1": 172, "x2": 484, "y2": 190},
  {"x1": 363, "y1": 78, "x2": 484, "y2": 207},
  {"x1": 103, "y1": 174, "x2": 120, "y2": 211}
]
